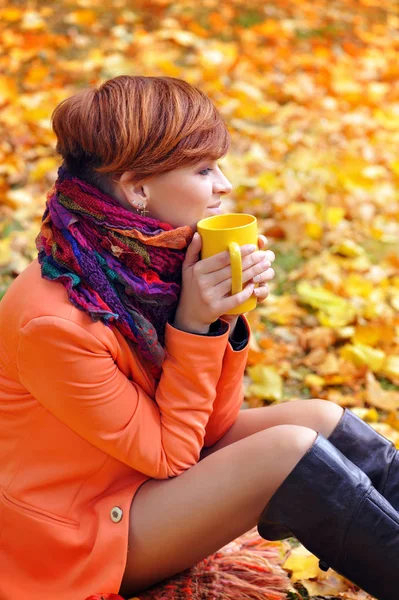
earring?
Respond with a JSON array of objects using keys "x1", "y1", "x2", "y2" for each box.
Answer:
[{"x1": 135, "y1": 202, "x2": 149, "y2": 217}]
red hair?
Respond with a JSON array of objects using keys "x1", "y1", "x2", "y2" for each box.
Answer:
[{"x1": 51, "y1": 75, "x2": 230, "y2": 186}]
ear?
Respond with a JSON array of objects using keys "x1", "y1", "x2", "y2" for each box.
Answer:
[{"x1": 118, "y1": 171, "x2": 149, "y2": 206}]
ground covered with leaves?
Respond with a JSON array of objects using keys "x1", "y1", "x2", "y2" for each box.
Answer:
[{"x1": 1, "y1": 0, "x2": 398, "y2": 598}]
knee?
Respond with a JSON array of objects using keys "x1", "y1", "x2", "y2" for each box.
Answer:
[
  {"x1": 308, "y1": 399, "x2": 344, "y2": 427},
  {"x1": 265, "y1": 424, "x2": 317, "y2": 459}
]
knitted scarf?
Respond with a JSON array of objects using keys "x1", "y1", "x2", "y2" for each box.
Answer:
[{"x1": 35, "y1": 166, "x2": 194, "y2": 380}]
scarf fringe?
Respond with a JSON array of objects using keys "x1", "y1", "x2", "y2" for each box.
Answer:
[{"x1": 85, "y1": 529, "x2": 290, "y2": 600}]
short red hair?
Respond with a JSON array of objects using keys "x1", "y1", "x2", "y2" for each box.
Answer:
[{"x1": 51, "y1": 75, "x2": 230, "y2": 186}]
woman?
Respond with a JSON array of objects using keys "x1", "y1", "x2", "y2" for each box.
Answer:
[{"x1": 0, "y1": 75, "x2": 398, "y2": 600}]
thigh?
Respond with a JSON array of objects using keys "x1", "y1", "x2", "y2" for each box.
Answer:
[
  {"x1": 200, "y1": 399, "x2": 343, "y2": 459},
  {"x1": 119, "y1": 424, "x2": 317, "y2": 597}
]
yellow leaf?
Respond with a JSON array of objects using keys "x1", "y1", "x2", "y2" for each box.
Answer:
[
  {"x1": 257, "y1": 172, "x2": 280, "y2": 193},
  {"x1": 372, "y1": 423, "x2": 399, "y2": 449},
  {"x1": 247, "y1": 365, "x2": 283, "y2": 401},
  {"x1": 232, "y1": 81, "x2": 264, "y2": 102},
  {"x1": 368, "y1": 82, "x2": 389, "y2": 101},
  {"x1": 342, "y1": 274, "x2": 373, "y2": 298},
  {"x1": 24, "y1": 64, "x2": 50, "y2": 86},
  {"x1": 286, "y1": 202, "x2": 318, "y2": 219},
  {"x1": 0, "y1": 7, "x2": 22, "y2": 21},
  {"x1": 66, "y1": 10, "x2": 97, "y2": 26},
  {"x1": 371, "y1": 215, "x2": 399, "y2": 243},
  {"x1": 283, "y1": 545, "x2": 320, "y2": 583},
  {"x1": 390, "y1": 291, "x2": 399, "y2": 312},
  {"x1": 297, "y1": 282, "x2": 347, "y2": 310},
  {"x1": 353, "y1": 324, "x2": 394, "y2": 346},
  {"x1": 304, "y1": 374, "x2": 325, "y2": 388},
  {"x1": 375, "y1": 108, "x2": 399, "y2": 130},
  {"x1": 332, "y1": 77, "x2": 363, "y2": 99},
  {"x1": 326, "y1": 207, "x2": 345, "y2": 226},
  {"x1": 354, "y1": 405, "x2": 383, "y2": 424},
  {"x1": 390, "y1": 160, "x2": 399, "y2": 176},
  {"x1": 305, "y1": 222, "x2": 323, "y2": 240},
  {"x1": 364, "y1": 407, "x2": 379, "y2": 422},
  {"x1": 331, "y1": 239, "x2": 365, "y2": 257},
  {"x1": 318, "y1": 305, "x2": 356, "y2": 327},
  {"x1": 30, "y1": 157, "x2": 59, "y2": 182},
  {"x1": 297, "y1": 282, "x2": 356, "y2": 327},
  {"x1": 340, "y1": 343, "x2": 386, "y2": 372},
  {"x1": 0, "y1": 239, "x2": 12, "y2": 266},
  {"x1": 257, "y1": 295, "x2": 306, "y2": 326},
  {"x1": 380, "y1": 356, "x2": 399, "y2": 383},
  {"x1": 0, "y1": 76, "x2": 18, "y2": 104}
]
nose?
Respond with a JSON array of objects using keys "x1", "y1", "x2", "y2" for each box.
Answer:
[{"x1": 213, "y1": 169, "x2": 233, "y2": 196}]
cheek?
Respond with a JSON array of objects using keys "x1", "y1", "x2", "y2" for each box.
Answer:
[{"x1": 175, "y1": 181, "x2": 209, "y2": 208}]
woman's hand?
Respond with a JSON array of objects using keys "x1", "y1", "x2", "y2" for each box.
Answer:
[
  {"x1": 221, "y1": 234, "x2": 275, "y2": 335},
  {"x1": 250, "y1": 234, "x2": 274, "y2": 302},
  {"x1": 174, "y1": 233, "x2": 273, "y2": 335}
]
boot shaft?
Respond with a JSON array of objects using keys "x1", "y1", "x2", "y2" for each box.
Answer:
[{"x1": 258, "y1": 434, "x2": 399, "y2": 600}]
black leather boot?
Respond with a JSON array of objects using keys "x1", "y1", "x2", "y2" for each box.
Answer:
[
  {"x1": 257, "y1": 434, "x2": 399, "y2": 600},
  {"x1": 329, "y1": 407, "x2": 399, "y2": 509}
]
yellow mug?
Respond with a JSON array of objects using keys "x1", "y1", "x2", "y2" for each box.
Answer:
[{"x1": 197, "y1": 213, "x2": 258, "y2": 315}]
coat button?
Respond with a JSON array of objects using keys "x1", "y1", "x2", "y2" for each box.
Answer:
[{"x1": 110, "y1": 506, "x2": 123, "y2": 523}]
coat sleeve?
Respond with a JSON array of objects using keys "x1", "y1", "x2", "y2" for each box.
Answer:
[
  {"x1": 203, "y1": 316, "x2": 251, "y2": 448},
  {"x1": 17, "y1": 316, "x2": 228, "y2": 479}
]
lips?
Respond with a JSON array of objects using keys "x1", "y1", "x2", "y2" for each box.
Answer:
[{"x1": 206, "y1": 205, "x2": 223, "y2": 216}]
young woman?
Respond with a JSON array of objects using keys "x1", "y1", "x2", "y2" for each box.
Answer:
[{"x1": 0, "y1": 75, "x2": 397, "y2": 600}]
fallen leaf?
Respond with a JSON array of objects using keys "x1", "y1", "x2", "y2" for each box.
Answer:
[
  {"x1": 283, "y1": 545, "x2": 320, "y2": 583},
  {"x1": 340, "y1": 343, "x2": 386, "y2": 372},
  {"x1": 246, "y1": 364, "x2": 283, "y2": 401},
  {"x1": 366, "y1": 372, "x2": 399, "y2": 412}
]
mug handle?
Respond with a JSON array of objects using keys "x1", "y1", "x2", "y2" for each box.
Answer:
[{"x1": 228, "y1": 242, "x2": 242, "y2": 295}]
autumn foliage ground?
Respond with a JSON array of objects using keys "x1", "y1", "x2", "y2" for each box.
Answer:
[{"x1": 0, "y1": 1, "x2": 398, "y2": 598}]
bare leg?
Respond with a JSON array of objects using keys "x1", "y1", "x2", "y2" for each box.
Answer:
[
  {"x1": 119, "y1": 424, "x2": 317, "y2": 597},
  {"x1": 200, "y1": 399, "x2": 343, "y2": 459}
]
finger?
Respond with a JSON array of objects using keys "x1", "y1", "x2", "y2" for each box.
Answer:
[
  {"x1": 215, "y1": 268, "x2": 275, "y2": 296},
  {"x1": 257, "y1": 234, "x2": 268, "y2": 249},
  {"x1": 219, "y1": 281, "x2": 255, "y2": 314},
  {"x1": 241, "y1": 250, "x2": 273, "y2": 271},
  {"x1": 253, "y1": 283, "x2": 269, "y2": 300},
  {"x1": 204, "y1": 249, "x2": 268, "y2": 288},
  {"x1": 212, "y1": 260, "x2": 273, "y2": 297},
  {"x1": 252, "y1": 267, "x2": 275, "y2": 284},
  {"x1": 197, "y1": 243, "x2": 257, "y2": 275},
  {"x1": 183, "y1": 232, "x2": 202, "y2": 268}
]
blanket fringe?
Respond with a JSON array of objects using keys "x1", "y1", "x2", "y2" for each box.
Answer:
[{"x1": 86, "y1": 528, "x2": 290, "y2": 600}]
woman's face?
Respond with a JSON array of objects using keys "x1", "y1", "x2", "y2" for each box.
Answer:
[{"x1": 116, "y1": 159, "x2": 233, "y2": 229}]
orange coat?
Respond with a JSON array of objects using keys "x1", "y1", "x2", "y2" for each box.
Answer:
[{"x1": 0, "y1": 258, "x2": 250, "y2": 599}]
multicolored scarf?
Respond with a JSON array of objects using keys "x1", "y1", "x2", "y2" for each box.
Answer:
[{"x1": 35, "y1": 166, "x2": 194, "y2": 380}]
